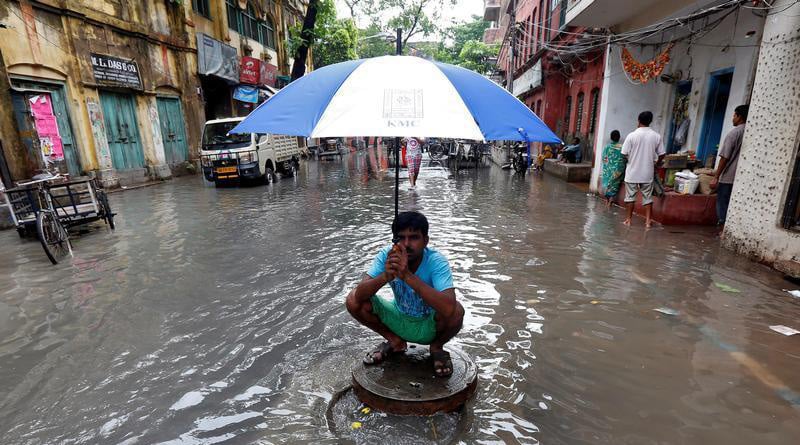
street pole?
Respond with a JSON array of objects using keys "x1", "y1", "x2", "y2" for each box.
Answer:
[
  {"x1": 394, "y1": 28, "x2": 402, "y2": 218},
  {"x1": 506, "y1": 0, "x2": 517, "y2": 164},
  {"x1": 507, "y1": 0, "x2": 516, "y2": 93}
]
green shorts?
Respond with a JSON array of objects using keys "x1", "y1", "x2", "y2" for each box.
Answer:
[{"x1": 371, "y1": 295, "x2": 437, "y2": 344}]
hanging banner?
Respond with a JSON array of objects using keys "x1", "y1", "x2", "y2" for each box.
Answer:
[
  {"x1": 260, "y1": 62, "x2": 277, "y2": 87},
  {"x1": 233, "y1": 85, "x2": 259, "y2": 103},
  {"x1": 29, "y1": 94, "x2": 65, "y2": 162},
  {"x1": 197, "y1": 33, "x2": 239, "y2": 83},
  {"x1": 90, "y1": 53, "x2": 143, "y2": 90},
  {"x1": 240, "y1": 56, "x2": 261, "y2": 85},
  {"x1": 621, "y1": 44, "x2": 674, "y2": 84}
]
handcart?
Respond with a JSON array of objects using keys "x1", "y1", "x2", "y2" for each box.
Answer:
[{"x1": 3, "y1": 175, "x2": 115, "y2": 264}]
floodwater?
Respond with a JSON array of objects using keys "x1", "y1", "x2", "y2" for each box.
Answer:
[{"x1": 1, "y1": 149, "x2": 799, "y2": 444}]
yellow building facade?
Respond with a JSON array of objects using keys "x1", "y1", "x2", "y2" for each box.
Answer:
[{"x1": 0, "y1": 0, "x2": 309, "y2": 188}]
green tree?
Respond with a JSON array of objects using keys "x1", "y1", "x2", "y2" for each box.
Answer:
[
  {"x1": 457, "y1": 40, "x2": 499, "y2": 75},
  {"x1": 289, "y1": 0, "x2": 358, "y2": 73},
  {"x1": 290, "y1": 0, "x2": 319, "y2": 80},
  {"x1": 357, "y1": 23, "x2": 394, "y2": 59},
  {"x1": 443, "y1": 15, "x2": 492, "y2": 62}
]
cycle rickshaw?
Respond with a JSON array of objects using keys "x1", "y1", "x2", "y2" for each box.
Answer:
[{"x1": 2, "y1": 175, "x2": 115, "y2": 264}]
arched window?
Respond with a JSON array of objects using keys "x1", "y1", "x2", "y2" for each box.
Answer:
[
  {"x1": 536, "y1": 99, "x2": 542, "y2": 116},
  {"x1": 589, "y1": 88, "x2": 600, "y2": 134},
  {"x1": 575, "y1": 92, "x2": 585, "y2": 133},
  {"x1": 564, "y1": 96, "x2": 572, "y2": 132}
]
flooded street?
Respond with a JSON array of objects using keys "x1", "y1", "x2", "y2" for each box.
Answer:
[{"x1": 1, "y1": 150, "x2": 799, "y2": 444}]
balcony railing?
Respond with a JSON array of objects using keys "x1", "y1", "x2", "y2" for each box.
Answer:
[{"x1": 484, "y1": 0, "x2": 501, "y2": 22}]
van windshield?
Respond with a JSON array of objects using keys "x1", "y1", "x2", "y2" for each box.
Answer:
[{"x1": 202, "y1": 122, "x2": 251, "y2": 148}]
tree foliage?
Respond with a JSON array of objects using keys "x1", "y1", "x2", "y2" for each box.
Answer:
[
  {"x1": 289, "y1": 0, "x2": 358, "y2": 72},
  {"x1": 290, "y1": 2, "x2": 497, "y2": 76}
]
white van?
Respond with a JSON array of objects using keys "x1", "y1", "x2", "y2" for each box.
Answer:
[{"x1": 199, "y1": 117, "x2": 301, "y2": 185}]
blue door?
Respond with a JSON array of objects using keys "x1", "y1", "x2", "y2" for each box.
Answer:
[
  {"x1": 10, "y1": 81, "x2": 83, "y2": 176},
  {"x1": 156, "y1": 97, "x2": 189, "y2": 164},
  {"x1": 698, "y1": 69, "x2": 733, "y2": 165},
  {"x1": 99, "y1": 91, "x2": 145, "y2": 170}
]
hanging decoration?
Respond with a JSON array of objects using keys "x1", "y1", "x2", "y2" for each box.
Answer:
[{"x1": 621, "y1": 44, "x2": 674, "y2": 84}]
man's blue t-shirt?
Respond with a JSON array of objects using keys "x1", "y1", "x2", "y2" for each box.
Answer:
[{"x1": 367, "y1": 246, "x2": 454, "y2": 318}]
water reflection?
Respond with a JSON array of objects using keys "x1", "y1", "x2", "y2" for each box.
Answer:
[{"x1": 1, "y1": 151, "x2": 799, "y2": 444}]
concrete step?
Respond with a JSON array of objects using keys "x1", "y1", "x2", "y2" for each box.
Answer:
[{"x1": 543, "y1": 159, "x2": 592, "y2": 182}]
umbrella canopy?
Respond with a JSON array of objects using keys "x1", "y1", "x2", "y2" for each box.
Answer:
[{"x1": 231, "y1": 56, "x2": 560, "y2": 143}]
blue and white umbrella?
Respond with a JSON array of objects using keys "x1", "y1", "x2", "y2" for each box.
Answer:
[{"x1": 231, "y1": 56, "x2": 560, "y2": 143}]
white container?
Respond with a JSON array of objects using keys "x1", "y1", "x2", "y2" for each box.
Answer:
[{"x1": 675, "y1": 176, "x2": 699, "y2": 195}]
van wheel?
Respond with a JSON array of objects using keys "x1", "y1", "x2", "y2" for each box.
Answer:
[{"x1": 264, "y1": 166, "x2": 275, "y2": 184}]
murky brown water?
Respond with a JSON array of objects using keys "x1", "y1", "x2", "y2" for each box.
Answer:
[{"x1": 1, "y1": 149, "x2": 799, "y2": 444}]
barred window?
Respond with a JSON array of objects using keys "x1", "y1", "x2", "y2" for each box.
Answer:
[
  {"x1": 575, "y1": 91, "x2": 584, "y2": 133},
  {"x1": 782, "y1": 141, "x2": 800, "y2": 229},
  {"x1": 564, "y1": 96, "x2": 572, "y2": 132},
  {"x1": 226, "y1": 1, "x2": 275, "y2": 49},
  {"x1": 589, "y1": 88, "x2": 600, "y2": 134},
  {"x1": 192, "y1": 0, "x2": 211, "y2": 18}
]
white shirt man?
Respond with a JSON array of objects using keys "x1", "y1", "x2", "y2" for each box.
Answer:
[
  {"x1": 622, "y1": 127, "x2": 665, "y2": 183},
  {"x1": 621, "y1": 112, "x2": 665, "y2": 227}
]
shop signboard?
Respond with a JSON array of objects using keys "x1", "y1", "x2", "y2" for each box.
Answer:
[
  {"x1": 240, "y1": 57, "x2": 261, "y2": 85},
  {"x1": 233, "y1": 85, "x2": 259, "y2": 103},
  {"x1": 260, "y1": 62, "x2": 277, "y2": 87},
  {"x1": 197, "y1": 33, "x2": 239, "y2": 83},
  {"x1": 90, "y1": 53, "x2": 143, "y2": 90},
  {"x1": 512, "y1": 59, "x2": 542, "y2": 97}
]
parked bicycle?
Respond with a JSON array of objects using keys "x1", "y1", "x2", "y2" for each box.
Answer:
[{"x1": 3, "y1": 174, "x2": 115, "y2": 264}]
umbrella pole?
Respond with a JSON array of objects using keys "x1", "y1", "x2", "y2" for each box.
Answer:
[
  {"x1": 394, "y1": 28, "x2": 402, "y2": 219},
  {"x1": 394, "y1": 136, "x2": 400, "y2": 217}
]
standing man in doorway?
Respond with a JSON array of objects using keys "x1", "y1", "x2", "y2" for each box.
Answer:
[
  {"x1": 622, "y1": 111, "x2": 666, "y2": 228},
  {"x1": 710, "y1": 104, "x2": 748, "y2": 227}
]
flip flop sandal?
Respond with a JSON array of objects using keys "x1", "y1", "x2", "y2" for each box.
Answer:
[
  {"x1": 363, "y1": 341, "x2": 397, "y2": 365},
  {"x1": 431, "y1": 350, "x2": 453, "y2": 377}
]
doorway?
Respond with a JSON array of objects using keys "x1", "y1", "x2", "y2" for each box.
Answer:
[
  {"x1": 698, "y1": 69, "x2": 733, "y2": 165},
  {"x1": 10, "y1": 80, "x2": 83, "y2": 176},
  {"x1": 99, "y1": 91, "x2": 145, "y2": 170},
  {"x1": 667, "y1": 80, "x2": 693, "y2": 154},
  {"x1": 156, "y1": 97, "x2": 189, "y2": 164}
]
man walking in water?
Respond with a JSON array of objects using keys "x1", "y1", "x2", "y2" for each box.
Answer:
[
  {"x1": 622, "y1": 111, "x2": 665, "y2": 228},
  {"x1": 406, "y1": 137, "x2": 424, "y2": 188},
  {"x1": 346, "y1": 211, "x2": 464, "y2": 377}
]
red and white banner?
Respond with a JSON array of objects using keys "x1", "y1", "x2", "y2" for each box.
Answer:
[{"x1": 240, "y1": 56, "x2": 260, "y2": 85}]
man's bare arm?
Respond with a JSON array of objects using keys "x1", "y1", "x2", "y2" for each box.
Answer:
[
  {"x1": 349, "y1": 272, "x2": 393, "y2": 303},
  {"x1": 401, "y1": 275, "x2": 457, "y2": 318}
]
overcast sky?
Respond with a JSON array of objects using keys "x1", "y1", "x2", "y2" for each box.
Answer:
[{"x1": 334, "y1": 0, "x2": 486, "y2": 41}]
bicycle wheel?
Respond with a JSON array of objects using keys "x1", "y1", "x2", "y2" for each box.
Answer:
[
  {"x1": 37, "y1": 210, "x2": 72, "y2": 265},
  {"x1": 429, "y1": 144, "x2": 444, "y2": 160},
  {"x1": 97, "y1": 190, "x2": 115, "y2": 230}
]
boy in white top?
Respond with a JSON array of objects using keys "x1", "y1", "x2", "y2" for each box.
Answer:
[{"x1": 621, "y1": 111, "x2": 665, "y2": 228}]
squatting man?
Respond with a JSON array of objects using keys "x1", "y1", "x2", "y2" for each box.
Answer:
[{"x1": 346, "y1": 211, "x2": 464, "y2": 377}]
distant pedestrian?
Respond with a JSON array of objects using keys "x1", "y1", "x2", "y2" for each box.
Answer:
[
  {"x1": 622, "y1": 111, "x2": 665, "y2": 228},
  {"x1": 710, "y1": 104, "x2": 748, "y2": 227},
  {"x1": 405, "y1": 137, "x2": 424, "y2": 188},
  {"x1": 601, "y1": 130, "x2": 624, "y2": 208}
]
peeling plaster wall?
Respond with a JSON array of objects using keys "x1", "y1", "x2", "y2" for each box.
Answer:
[
  {"x1": 0, "y1": 0, "x2": 203, "y2": 183},
  {"x1": 723, "y1": 0, "x2": 800, "y2": 265}
]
